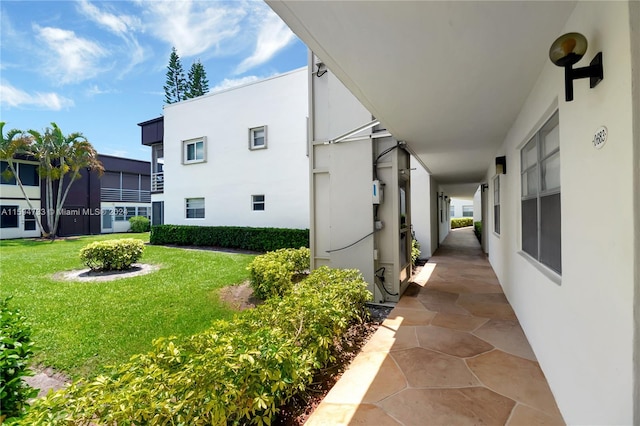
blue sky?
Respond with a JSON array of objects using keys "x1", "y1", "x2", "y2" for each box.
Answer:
[{"x1": 0, "y1": 0, "x2": 307, "y2": 161}]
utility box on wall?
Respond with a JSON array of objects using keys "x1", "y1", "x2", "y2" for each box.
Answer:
[{"x1": 309, "y1": 53, "x2": 412, "y2": 304}]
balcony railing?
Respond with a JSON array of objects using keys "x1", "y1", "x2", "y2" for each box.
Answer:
[
  {"x1": 151, "y1": 172, "x2": 164, "y2": 193},
  {"x1": 101, "y1": 188, "x2": 151, "y2": 203}
]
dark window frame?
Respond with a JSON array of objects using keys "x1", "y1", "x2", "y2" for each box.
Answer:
[{"x1": 252, "y1": 194, "x2": 265, "y2": 211}]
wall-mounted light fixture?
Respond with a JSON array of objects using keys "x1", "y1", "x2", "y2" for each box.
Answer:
[
  {"x1": 549, "y1": 32, "x2": 603, "y2": 102},
  {"x1": 481, "y1": 183, "x2": 489, "y2": 192},
  {"x1": 495, "y1": 156, "x2": 507, "y2": 175}
]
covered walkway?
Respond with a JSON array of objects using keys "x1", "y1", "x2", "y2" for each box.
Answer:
[{"x1": 306, "y1": 227, "x2": 564, "y2": 425}]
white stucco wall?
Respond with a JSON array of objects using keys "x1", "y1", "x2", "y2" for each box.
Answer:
[
  {"x1": 449, "y1": 198, "x2": 474, "y2": 219},
  {"x1": 486, "y1": 3, "x2": 636, "y2": 423},
  {"x1": 410, "y1": 157, "x2": 432, "y2": 258},
  {"x1": 162, "y1": 68, "x2": 309, "y2": 230}
]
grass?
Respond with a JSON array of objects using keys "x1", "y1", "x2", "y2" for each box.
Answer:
[{"x1": 0, "y1": 233, "x2": 255, "y2": 379}]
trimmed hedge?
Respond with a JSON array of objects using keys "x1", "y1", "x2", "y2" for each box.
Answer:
[
  {"x1": 21, "y1": 267, "x2": 371, "y2": 425},
  {"x1": 129, "y1": 216, "x2": 150, "y2": 233},
  {"x1": 248, "y1": 248, "x2": 310, "y2": 299},
  {"x1": 150, "y1": 225, "x2": 309, "y2": 252},
  {"x1": 0, "y1": 297, "x2": 37, "y2": 422},
  {"x1": 451, "y1": 217, "x2": 474, "y2": 229},
  {"x1": 79, "y1": 238, "x2": 145, "y2": 271},
  {"x1": 474, "y1": 221, "x2": 482, "y2": 242}
]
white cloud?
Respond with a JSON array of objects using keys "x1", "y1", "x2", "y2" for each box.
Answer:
[
  {"x1": 86, "y1": 84, "x2": 116, "y2": 97},
  {"x1": 77, "y1": 0, "x2": 142, "y2": 36},
  {"x1": 210, "y1": 76, "x2": 262, "y2": 92},
  {"x1": 139, "y1": 0, "x2": 247, "y2": 58},
  {"x1": 0, "y1": 81, "x2": 74, "y2": 110},
  {"x1": 76, "y1": 0, "x2": 146, "y2": 75},
  {"x1": 235, "y1": 9, "x2": 295, "y2": 74},
  {"x1": 33, "y1": 24, "x2": 107, "y2": 84}
]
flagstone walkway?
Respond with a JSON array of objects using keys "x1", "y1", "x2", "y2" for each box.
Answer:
[{"x1": 306, "y1": 227, "x2": 565, "y2": 425}]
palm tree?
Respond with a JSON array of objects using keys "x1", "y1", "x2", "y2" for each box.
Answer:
[
  {"x1": 27, "y1": 123, "x2": 103, "y2": 239},
  {"x1": 0, "y1": 122, "x2": 48, "y2": 236}
]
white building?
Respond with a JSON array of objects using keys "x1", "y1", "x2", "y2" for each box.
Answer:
[
  {"x1": 268, "y1": 1, "x2": 639, "y2": 424},
  {"x1": 140, "y1": 68, "x2": 309, "y2": 230}
]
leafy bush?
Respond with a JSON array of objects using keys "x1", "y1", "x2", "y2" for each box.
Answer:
[
  {"x1": 248, "y1": 247, "x2": 310, "y2": 299},
  {"x1": 411, "y1": 238, "x2": 421, "y2": 266},
  {"x1": 129, "y1": 216, "x2": 150, "y2": 233},
  {"x1": 0, "y1": 297, "x2": 37, "y2": 422},
  {"x1": 474, "y1": 221, "x2": 482, "y2": 242},
  {"x1": 79, "y1": 238, "x2": 145, "y2": 271},
  {"x1": 21, "y1": 267, "x2": 371, "y2": 425},
  {"x1": 451, "y1": 217, "x2": 474, "y2": 229},
  {"x1": 150, "y1": 225, "x2": 309, "y2": 252}
]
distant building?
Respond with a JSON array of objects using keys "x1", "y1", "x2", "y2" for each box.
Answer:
[
  {"x1": 139, "y1": 67, "x2": 309, "y2": 230},
  {"x1": 0, "y1": 154, "x2": 151, "y2": 239}
]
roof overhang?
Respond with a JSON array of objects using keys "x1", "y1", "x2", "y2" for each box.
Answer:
[{"x1": 267, "y1": 0, "x2": 576, "y2": 197}]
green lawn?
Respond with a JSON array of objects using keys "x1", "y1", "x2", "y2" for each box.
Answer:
[{"x1": 0, "y1": 233, "x2": 254, "y2": 378}]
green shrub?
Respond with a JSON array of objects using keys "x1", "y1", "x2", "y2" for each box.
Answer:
[
  {"x1": 451, "y1": 217, "x2": 474, "y2": 229},
  {"x1": 150, "y1": 225, "x2": 309, "y2": 252},
  {"x1": 247, "y1": 247, "x2": 310, "y2": 299},
  {"x1": 21, "y1": 267, "x2": 371, "y2": 425},
  {"x1": 411, "y1": 238, "x2": 421, "y2": 266},
  {"x1": 129, "y1": 216, "x2": 150, "y2": 233},
  {"x1": 474, "y1": 221, "x2": 482, "y2": 242},
  {"x1": 79, "y1": 238, "x2": 145, "y2": 271},
  {"x1": 0, "y1": 297, "x2": 37, "y2": 422}
]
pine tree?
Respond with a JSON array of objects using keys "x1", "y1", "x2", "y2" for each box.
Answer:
[
  {"x1": 187, "y1": 60, "x2": 209, "y2": 98},
  {"x1": 163, "y1": 47, "x2": 187, "y2": 104}
]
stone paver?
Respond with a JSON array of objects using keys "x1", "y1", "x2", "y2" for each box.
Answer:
[{"x1": 306, "y1": 227, "x2": 565, "y2": 425}]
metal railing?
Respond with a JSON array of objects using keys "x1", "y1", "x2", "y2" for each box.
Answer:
[
  {"x1": 151, "y1": 172, "x2": 164, "y2": 192},
  {"x1": 101, "y1": 188, "x2": 151, "y2": 203}
]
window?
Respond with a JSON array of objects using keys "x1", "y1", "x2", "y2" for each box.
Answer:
[
  {"x1": 450, "y1": 206, "x2": 455, "y2": 218},
  {"x1": 18, "y1": 164, "x2": 39, "y2": 186},
  {"x1": 186, "y1": 198, "x2": 205, "y2": 218},
  {"x1": 0, "y1": 205, "x2": 19, "y2": 228},
  {"x1": 125, "y1": 207, "x2": 137, "y2": 220},
  {"x1": 521, "y1": 111, "x2": 561, "y2": 274},
  {"x1": 115, "y1": 206, "x2": 126, "y2": 221},
  {"x1": 249, "y1": 126, "x2": 267, "y2": 150},
  {"x1": 183, "y1": 138, "x2": 205, "y2": 163},
  {"x1": 24, "y1": 210, "x2": 36, "y2": 231},
  {"x1": 462, "y1": 206, "x2": 473, "y2": 217},
  {"x1": 493, "y1": 176, "x2": 500, "y2": 235},
  {"x1": 252, "y1": 195, "x2": 265, "y2": 211},
  {"x1": 137, "y1": 207, "x2": 149, "y2": 218},
  {"x1": 0, "y1": 162, "x2": 39, "y2": 186}
]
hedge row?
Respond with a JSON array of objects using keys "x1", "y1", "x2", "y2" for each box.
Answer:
[
  {"x1": 150, "y1": 225, "x2": 309, "y2": 252},
  {"x1": 451, "y1": 217, "x2": 474, "y2": 229},
  {"x1": 21, "y1": 266, "x2": 371, "y2": 425}
]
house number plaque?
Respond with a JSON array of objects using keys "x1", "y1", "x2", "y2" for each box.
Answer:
[{"x1": 593, "y1": 126, "x2": 607, "y2": 149}]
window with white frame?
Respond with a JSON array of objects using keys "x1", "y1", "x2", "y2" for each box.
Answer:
[
  {"x1": 252, "y1": 195, "x2": 265, "y2": 211},
  {"x1": 450, "y1": 206, "x2": 455, "y2": 218},
  {"x1": 462, "y1": 205, "x2": 473, "y2": 217},
  {"x1": 493, "y1": 176, "x2": 500, "y2": 235},
  {"x1": 0, "y1": 161, "x2": 39, "y2": 186},
  {"x1": 249, "y1": 126, "x2": 267, "y2": 150},
  {"x1": 115, "y1": 206, "x2": 126, "y2": 221},
  {"x1": 186, "y1": 198, "x2": 205, "y2": 219},
  {"x1": 183, "y1": 138, "x2": 205, "y2": 163},
  {"x1": 521, "y1": 111, "x2": 561, "y2": 274}
]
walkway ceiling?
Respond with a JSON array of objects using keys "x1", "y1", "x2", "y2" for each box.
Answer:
[{"x1": 267, "y1": 1, "x2": 576, "y2": 198}]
